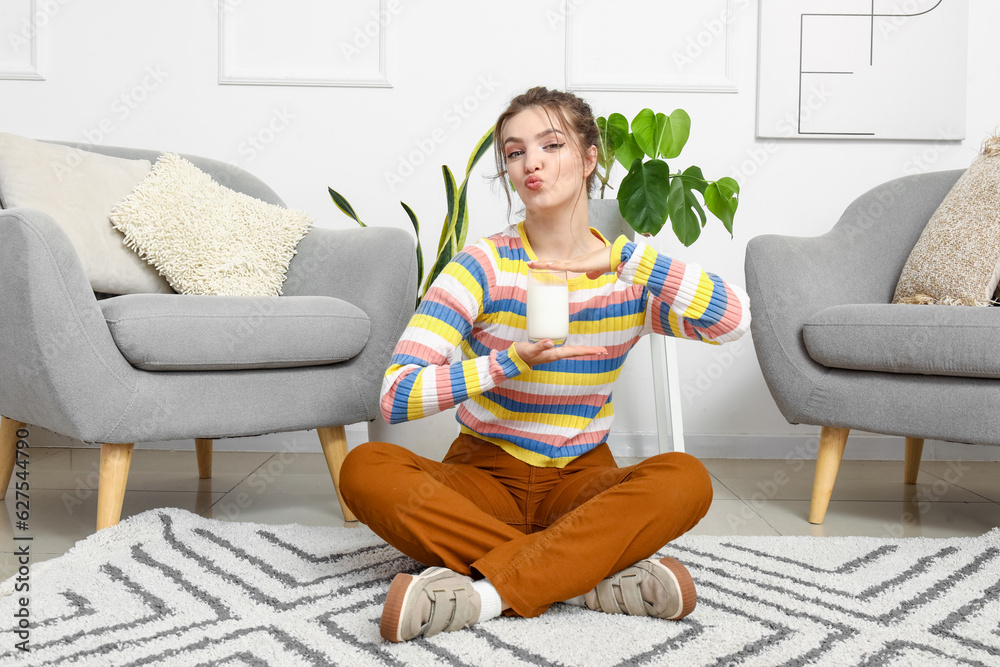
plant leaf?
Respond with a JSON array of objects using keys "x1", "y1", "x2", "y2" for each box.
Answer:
[
  {"x1": 436, "y1": 165, "x2": 459, "y2": 255},
  {"x1": 423, "y1": 128, "x2": 495, "y2": 301},
  {"x1": 614, "y1": 134, "x2": 644, "y2": 172},
  {"x1": 654, "y1": 113, "x2": 673, "y2": 158},
  {"x1": 421, "y1": 166, "x2": 460, "y2": 300},
  {"x1": 454, "y1": 183, "x2": 469, "y2": 256},
  {"x1": 705, "y1": 176, "x2": 740, "y2": 236},
  {"x1": 328, "y1": 187, "x2": 365, "y2": 227},
  {"x1": 679, "y1": 165, "x2": 707, "y2": 195},
  {"x1": 631, "y1": 109, "x2": 661, "y2": 159},
  {"x1": 422, "y1": 230, "x2": 456, "y2": 298},
  {"x1": 668, "y1": 176, "x2": 707, "y2": 247},
  {"x1": 400, "y1": 201, "x2": 423, "y2": 295},
  {"x1": 465, "y1": 125, "x2": 495, "y2": 177},
  {"x1": 596, "y1": 116, "x2": 612, "y2": 169},
  {"x1": 456, "y1": 126, "x2": 494, "y2": 249},
  {"x1": 596, "y1": 114, "x2": 628, "y2": 170},
  {"x1": 607, "y1": 113, "x2": 629, "y2": 147},
  {"x1": 617, "y1": 158, "x2": 671, "y2": 236},
  {"x1": 663, "y1": 109, "x2": 691, "y2": 159},
  {"x1": 631, "y1": 109, "x2": 673, "y2": 159}
]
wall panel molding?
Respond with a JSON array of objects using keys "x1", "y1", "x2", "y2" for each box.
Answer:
[
  {"x1": 565, "y1": 0, "x2": 738, "y2": 93},
  {"x1": 218, "y1": 0, "x2": 390, "y2": 87},
  {"x1": 0, "y1": 0, "x2": 45, "y2": 80}
]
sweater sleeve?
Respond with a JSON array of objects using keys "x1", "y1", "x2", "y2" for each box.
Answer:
[
  {"x1": 610, "y1": 236, "x2": 751, "y2": 345},
  {"x1": 380, "y1": 245, "x2": 531, "y2": 424}
]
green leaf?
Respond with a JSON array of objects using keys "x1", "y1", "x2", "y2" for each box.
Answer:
[
  {"x1": 400, "y1": 201, "x2": 423, "y2": 295},
  {"x1": 716, "y1": 176, "x2": 740, "y2": 196},
  {"x1": 654, "y1": 113, "x2": 673, "y2": 158},
  {"x1": 423, "y1": 129, "x2": 495, "y2": 300},
  {"x1": 679, "y1": 165, "x2": 707, "y2": 195},
  {"x1": 617, "y1": 158, "x2": 671, "y2": 236},
  {"x1": 705, "y1": 177, "x2": 740, "y2": 236},
  {"x1": 596, "y1": 116, "x2": 611, "y2": 168},
  {"x1": 614, "y1": 134, "x2": 644, "y2": 172},
  {"x1": 454, "y1": 181, "x2": 470, "y2": 254},
  {"x1": 663, "y1": 109, "x2": 691, "y2": 159},
  {"x1": 465, "y1": 125, "x2": 495, "y2": 177},
  {"x1": 328, "y1": 187, "x2": 365, "y2": 227},
  {"x1": 456, "y1": 127, "x2": 494, "y2": 249},
  {"x1": 631, "y1": 109, "x2": 672, "y2": 159},
  {"x1": 421, "y1": 166, "x2": 461, "y2": 299},
  {"x1": 596, "y1": 114, "x2": 628, "y2": 170},
  {"x1": 422, "y1": 231, "x2": 456, "y2": 298},
  {"x1": 668, "y1": 176, "x2": 707, "y2": 247},
  {"x1": 436, "y1": 165, "x2": 459, "y2": 255}
]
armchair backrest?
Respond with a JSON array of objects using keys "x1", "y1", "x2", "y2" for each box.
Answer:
[
  {"x1": 822, "y1": 169, "x2": 964, "y2": 304},
  {"x1": 745, "y1": 168, "x2": 964, "y2": 424}
]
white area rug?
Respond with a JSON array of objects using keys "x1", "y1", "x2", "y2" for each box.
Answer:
[{"x1": 1, "y1": 508, "x2": 998, "y2": 666}]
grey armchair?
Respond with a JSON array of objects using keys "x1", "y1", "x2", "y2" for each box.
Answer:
[
  {"x1": 0, "y1": 141, "x2": 417, "y2": 530},
  {"x1": 745, "y1": 169, "x2": 1000, "y2": 524}
]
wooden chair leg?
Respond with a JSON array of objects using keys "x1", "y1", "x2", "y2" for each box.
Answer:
[
  {"x1": 903, "y1": 437, "x2": 924, "y2": 485},
  {"x1": 808, "y1": 426, "x2": 850, "y2": 524},
  {"x1": 0, "y1": 417, "x2": 26, "y2": 501},
  {"x1": 317, "y1": 426, "x2": 357, "y2": 522},
  {"x1": 195, "y1": 439, "x2": 213, "y2": 479},
  {"x1": 97, "y1": 443, "x2": 134, "y2": 531}
]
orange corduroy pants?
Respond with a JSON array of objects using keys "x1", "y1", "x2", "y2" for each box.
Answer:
[{"x1": 339, "y1": 433, "x2": 713, "y2": 618}]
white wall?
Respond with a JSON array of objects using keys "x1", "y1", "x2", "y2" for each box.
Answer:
[{"x1": 3, "y1": 0, "x2": 998, "y2": 461}]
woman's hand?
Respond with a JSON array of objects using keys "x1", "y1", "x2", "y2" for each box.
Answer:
[
  {"x1": 515, "y1": 340, "x2": 607, "y2": 367},
  {"x1": 527, "y1": 245, "x2": 614, "y2": 280}
]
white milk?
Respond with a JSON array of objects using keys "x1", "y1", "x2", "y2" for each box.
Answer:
[{"x1": 527, "y1": 282, "x2": 569, "y2": 345}]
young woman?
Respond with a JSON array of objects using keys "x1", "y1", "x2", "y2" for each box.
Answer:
[{"x1": 339, "y1": 86, "x2": 750, "y2": 643}]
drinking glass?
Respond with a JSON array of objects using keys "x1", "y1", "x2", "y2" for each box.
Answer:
[{"x1": 526, "y1": 269, "x2": 569, "y2": 346}]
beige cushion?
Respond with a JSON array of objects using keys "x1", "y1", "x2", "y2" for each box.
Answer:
[
  {"x1": 110, "y1": 153, "x2": 313, "y2": 296},
  {"x1": 893, "y1": 135, "x2": 1000, "y2": 306},
  {"x1": 0, "y1": 133, "x2": 173, "y2": 294}
]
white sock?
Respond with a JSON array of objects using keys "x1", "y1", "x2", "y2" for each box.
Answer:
[
  {"x1": 471, "y1": 579, "x2": 504, "y2": 623},
  {"x1": 562, "y1": 594, "x2": 588, "y2": 607}
]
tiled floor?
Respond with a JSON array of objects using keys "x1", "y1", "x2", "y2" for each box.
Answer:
[{"x1": 2, "y1": 448, "x2": 998, "y2": 581}]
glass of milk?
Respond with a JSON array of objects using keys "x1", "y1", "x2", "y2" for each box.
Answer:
[{"x1": 527, "y1": 269, "x2": 569, "y2": 346}]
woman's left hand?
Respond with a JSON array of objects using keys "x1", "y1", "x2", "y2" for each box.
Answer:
[{"x1": 527, "y1": 246, "x2": 614, "y2": 279}]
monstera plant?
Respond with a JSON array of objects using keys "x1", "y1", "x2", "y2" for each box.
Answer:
[
  {"x1": 595, "y1": 109, "x2": 739, "y2": 246},
  {"x1": 329, "y1": 126, "x2": 494, "y2": 307}
]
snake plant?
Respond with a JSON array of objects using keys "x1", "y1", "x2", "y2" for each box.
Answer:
[{"x1": 330, "y1": 125, "x2": 495, "y2": 307}]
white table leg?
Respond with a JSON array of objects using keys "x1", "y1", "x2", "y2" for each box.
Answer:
[{"x1": 650, "y1": 335, "x2": 685, "y2": 454}]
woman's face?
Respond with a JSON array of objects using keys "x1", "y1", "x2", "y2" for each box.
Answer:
[{"x1": 502, "y1": 106, "x2": 596, "y2": 216}]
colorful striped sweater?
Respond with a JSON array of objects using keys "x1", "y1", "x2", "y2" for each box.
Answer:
[{"x1": 380, "y1": 222, "x2": 751, "y2": 467}]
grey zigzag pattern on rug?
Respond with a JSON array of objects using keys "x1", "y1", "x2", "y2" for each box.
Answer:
[{"x1": 1, "y1": 508, "x2": 999, "y2": 666}]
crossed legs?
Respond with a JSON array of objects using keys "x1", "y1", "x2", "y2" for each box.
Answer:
[{"x1": 339, "y1": 434, "x2": 712, "y2": 618}]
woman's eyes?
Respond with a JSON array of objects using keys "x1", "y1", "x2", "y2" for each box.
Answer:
[{"x1": 506, "y1": 143, "x2": 564, "y2": 160}]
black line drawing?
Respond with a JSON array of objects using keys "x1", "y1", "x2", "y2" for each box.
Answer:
[{"x1": 794, "y1": 0, "x2": 945, "y2": 137}]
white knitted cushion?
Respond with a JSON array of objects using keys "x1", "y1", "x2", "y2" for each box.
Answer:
[
  {"x1": 0, "y1": 133, "x2": 173, "y2": 294},
  {"x1": 110, "y1": 153, "x2": 313, "y2": 296}
]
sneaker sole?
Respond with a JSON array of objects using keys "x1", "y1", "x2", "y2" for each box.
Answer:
[
  {"x1": 380, "y1": 567, "x2": 450, "y2": 643},
  {"x1": 652, "y1": 557, "x2": 697, "y2": 620}
]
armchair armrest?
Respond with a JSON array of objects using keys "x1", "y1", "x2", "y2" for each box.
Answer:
[
  {"x1": 282, "y1": 225, "x2": 417, "y2": 421},
  {"x1": 744, "y1": 169, "x2": 963, "y2": 424},
  {"x1": 0, "y1": 207, "x2": 138, "y2": 441}
]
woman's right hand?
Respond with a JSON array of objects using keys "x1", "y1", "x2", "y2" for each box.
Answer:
[{"x1": 514, "y1": 340, "x2": 608, "y2": 367}]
